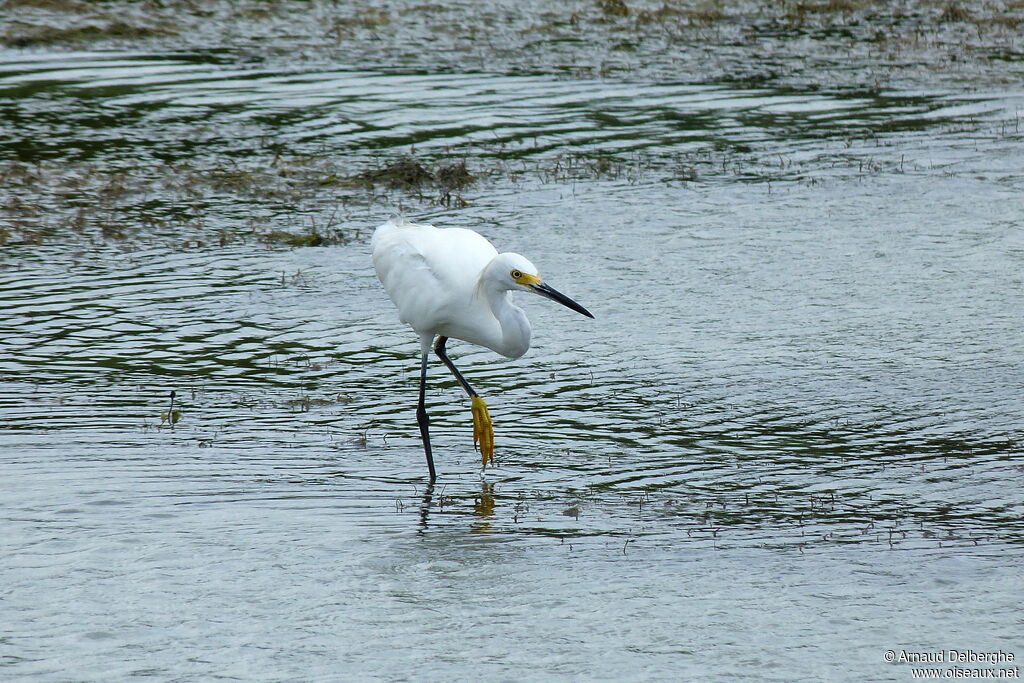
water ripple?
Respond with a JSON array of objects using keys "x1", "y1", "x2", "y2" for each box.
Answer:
[{"x1": 1, "y1": 52, "x2": 1015, "y2": 170}]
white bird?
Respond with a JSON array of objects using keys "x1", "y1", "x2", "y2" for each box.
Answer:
[{"x1": 372, "y1": 216, "x2": 593, "y2": 481}]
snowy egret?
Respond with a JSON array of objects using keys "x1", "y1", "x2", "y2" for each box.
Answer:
[{"x1": 372, "y1": 216, "x2": 594, "y2": 481}]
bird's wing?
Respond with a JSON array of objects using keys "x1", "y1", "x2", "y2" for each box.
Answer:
[
  {"x1": 372, "y1": 219, "x2": 501, "y2": 339},
  {"x1": 372, "y1": 221, "x2": 444, "y2": 328},
  {"x1": 417, "y1": 227, "x2": 498, "y2": 287}
]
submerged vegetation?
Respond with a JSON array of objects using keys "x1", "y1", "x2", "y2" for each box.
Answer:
[
  {"x1": 3, "y1": 1, "x2": 1024, "y2": 89},
  {"x1": 4, "y1": 19, "x2": 174, "y2": 47},
  {"x1": 2, "y1": 0, "x2": 1022, "y2": 249},
  {"x1": 0, "y1": 154, "x2": 480, "y2": 248}
]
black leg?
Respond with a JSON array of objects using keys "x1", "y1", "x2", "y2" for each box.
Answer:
[
  {"x1": 434, "y1": 336, "x2": 478, "y2": 397},
  {"x1": 416, "y1": 349, "x2": 437, "y2": 482},
  {"x1": 434, "y1": 336, "x2": 494, "y2": 466}
]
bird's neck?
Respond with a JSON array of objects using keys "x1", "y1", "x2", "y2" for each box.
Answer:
[{"x1": 483, "y1": 285, "x2": 531, "y2": 360}]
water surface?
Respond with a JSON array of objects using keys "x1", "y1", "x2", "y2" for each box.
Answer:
[{"x1": 2, "y1": 50, "x2": 1022, "y2": 681}]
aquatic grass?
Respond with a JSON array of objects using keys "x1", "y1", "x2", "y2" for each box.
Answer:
[
  {"x1": 635, "y1": 6, "x2": 725, "y2": 25},
  {"x1": 349, "y1": 157, "x2": 436, "y2": 190},
  {"x1": 260, "y1": 226, "x2": 348, "y2": 247},
  {"x1": 330, "y1": 8, "x2": 390, "y2": 33},
  {"x1": 5, "y1": 20, "x2": 175, "y2": 47},
  {"x1": 3, "y1": 0, "x2": 1023, "y2": 89},
  {"x1": 0, "y1": 127, "x2": 980, "y2": 249},
  {"x1": 597, "y1": 0, "x2": 630, "y2": 18},
  {"x1": 382, "y1": 469, "x2": 1021, "y2": 551},
  {"x1": 939, "y1": 3, "x2": 972, "y2": 23},
  {"x1": 346, "y1": 156, "x2": 478, "y2": 207}
]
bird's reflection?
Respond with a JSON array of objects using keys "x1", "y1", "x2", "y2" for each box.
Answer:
[
  {"x1": 417, "y1": 481, "x2": 434, "y2": 532},
  {"x1": 470, "y1": 480, "x2": 495, "y2": 533},
  {"x1": 416, "y1": 479, "x2": 496, "y2": 533}
]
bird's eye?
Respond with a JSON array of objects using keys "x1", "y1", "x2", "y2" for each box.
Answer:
[{"x1": 511, "y1": 269, "x2": 522, "y2": 279}]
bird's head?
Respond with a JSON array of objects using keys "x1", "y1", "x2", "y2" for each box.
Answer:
[{"x1": 490, "y1": 253, "x2": 594, "y2": 319}]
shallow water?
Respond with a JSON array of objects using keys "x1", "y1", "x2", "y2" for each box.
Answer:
[{"x1": 2, "y1": 50, "x2": 1023, "y2": 681}]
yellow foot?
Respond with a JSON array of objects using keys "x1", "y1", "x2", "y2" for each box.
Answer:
[{"x1": 471, "y1": 395, "x2": 494, "y2": 468}]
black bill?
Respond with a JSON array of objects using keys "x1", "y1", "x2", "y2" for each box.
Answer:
[{"x1": 531, "y1": 282, "x2": 594, "y2": 319}]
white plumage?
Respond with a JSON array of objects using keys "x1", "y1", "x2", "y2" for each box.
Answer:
[
  {"x1": 371, "y1": 216, "x2": 593, "y2": 480},
  {"x1": 373, "y1": 218, "x2": 539, "y2": 358}
]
